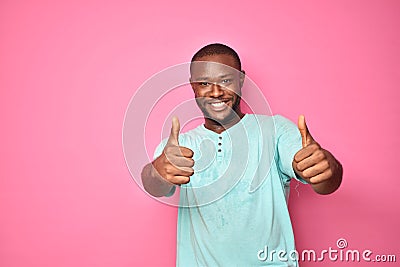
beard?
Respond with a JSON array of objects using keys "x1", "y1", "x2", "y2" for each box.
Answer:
[{"x1": 195, "y1": 96, "x2": 242, "y2": 126}]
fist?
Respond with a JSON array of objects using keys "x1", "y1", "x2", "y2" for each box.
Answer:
[
  {"x1": 292, "y1": 115, "x2": 336, "y2": 184},
  {"x1": 152, "y1": 117, "x2": 195, "y2": 185}
]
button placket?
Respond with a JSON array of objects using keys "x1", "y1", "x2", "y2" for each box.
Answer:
[{"x1": 217, "y1": 135, "x2": 223, "y2": 161}]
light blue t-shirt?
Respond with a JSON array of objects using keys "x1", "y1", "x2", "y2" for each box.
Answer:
[{"x1": 154, "y1": 114, "x2": 306, "y2": 266}]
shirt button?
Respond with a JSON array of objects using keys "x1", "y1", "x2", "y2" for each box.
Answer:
[
  {"x1": 219, "y1": 136, "x2": 222, "y2": 140},
  {"x1": 218, "y1": 149, "x2": 222, "y2": 152},
  {"x1": 218, "y1": 143, "x2": 222, "y2": 146}
]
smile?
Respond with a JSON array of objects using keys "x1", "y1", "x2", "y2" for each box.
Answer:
[
  {"x1": 208, "y1": 100, "x2": 231, "y2": 111},
  {"x1": 211, "y1": 102, "x2": 225, "y2": 107}
]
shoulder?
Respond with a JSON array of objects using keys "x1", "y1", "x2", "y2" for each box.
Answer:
[
  {"x1": 272, "y1": 114, "x2": 296, "y2": 126},
  {"x1": 272, "y1": 115, "x2": 297, "y2": 134},
  {"x1": 248, "y1": 114, "x2": 296, "y2": 130}
]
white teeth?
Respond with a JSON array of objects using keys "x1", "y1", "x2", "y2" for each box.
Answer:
[{"x1": 211, "y1": 102, "x2": 224, "y2": 107}]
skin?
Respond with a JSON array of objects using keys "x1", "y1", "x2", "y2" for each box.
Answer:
[
  {"x1": 293, "y1": 115, "x2": 343, "y2": 194},
  {"x1": 189, "y1": 54, "x2": 245, "y2": 134},
  {"x1": 141, "y1": 54, "x2": 342, "y2": 197},
  {"x1": 142, "y1": 116, "x2": 193, "y2": 197}
]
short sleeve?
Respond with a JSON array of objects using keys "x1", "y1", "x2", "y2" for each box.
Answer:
[{"x1": 274, "y1": 115, "x2": 307, "y2": 184}]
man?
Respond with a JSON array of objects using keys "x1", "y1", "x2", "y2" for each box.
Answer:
[{"x1": 141, "y1": 43, "x2": 342, "y2": 266}]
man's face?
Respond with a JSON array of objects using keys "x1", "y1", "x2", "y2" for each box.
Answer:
[{"x1": 190, "y1": 54, "x2": 244, "y2": 125}]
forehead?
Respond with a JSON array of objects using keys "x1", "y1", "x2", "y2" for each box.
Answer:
[{"x1": 191, "y1": 54, "x2": 240, "y2": 80}]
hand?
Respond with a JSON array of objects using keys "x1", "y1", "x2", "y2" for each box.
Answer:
[
  {"x1": 152, "y1": 117, "x2": 194, "y2": 185},
  {"x1": 292, "y1": 115, "x2": 339, "y2": 185}
]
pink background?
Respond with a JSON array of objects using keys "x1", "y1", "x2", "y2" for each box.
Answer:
[{"x1": 1, "y1": 0, "x2": 399, "y2": 266}]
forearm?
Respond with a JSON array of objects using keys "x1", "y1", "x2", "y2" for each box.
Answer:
[{"x1": 141, "y1": 162, "x2": 175, "y2": 197}]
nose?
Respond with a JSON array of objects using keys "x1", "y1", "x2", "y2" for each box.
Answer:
[{"x1": 210, "y1": 83, "x2": 224, "y2": 98}]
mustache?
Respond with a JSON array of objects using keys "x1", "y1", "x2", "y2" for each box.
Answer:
[
  {"x1": 196, "y1": 97, "x2": 232, "y2": 102},
  {"x1": 195, "y1": 96, "x2": 242, "y2": 109}
]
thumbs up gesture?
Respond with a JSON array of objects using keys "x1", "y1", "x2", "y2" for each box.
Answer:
[
  {"x1": 292, "y1": 115, "x2": 342, "y2": 193},
  {"x1": 152, "y1": 117, "x2": 195, "y2": 185}
]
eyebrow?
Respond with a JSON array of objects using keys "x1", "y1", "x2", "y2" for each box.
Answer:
[
  {"x1": 218, "y1": 74, "x2": 234, "y2": 79},
  {"x1": 193, "y1": 74, "x2": 235, "y2": 81}
]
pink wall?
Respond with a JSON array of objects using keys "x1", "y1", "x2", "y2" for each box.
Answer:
[{"x1": 1, "y1": 0, "x2": 399, "y2": 266}]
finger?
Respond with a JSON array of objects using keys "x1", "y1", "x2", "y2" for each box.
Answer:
[
  {"x1": 176, "y1": 166, "x2": 194, "y2": 176},
  {"x1": 309, "y1": 169, "x2": 332, "y2": 184},
  {"x1": 168, "y1": 165, "x2": 194, "y2": 177},
  {"x1": 179, "y1": 147, "x2": 194, "y2": 158},
  {"x1": 170, "y1": 176, "x2": 190, "y2": 185},
  {"x1": 298, "y1": 115, "x2": 313, "y2": 147},
  {"x1": 166, "y1": 146, "x2": 194, "y2": 158},
  {"x1": 295, "y1": 149, "x2": 326, "y2": 171},
  {"x1": 168, "y1": 116, "x2": 180, "y2": 145},
  {"x1": 300, "y1": 160, "x2": 329, "y2": 178},
  {"x1": 294, "y1": 143, "x2": 320, "y2": 162},
  {"x1": 170, "y1": 156, "x2": 194, "y2": 168}
]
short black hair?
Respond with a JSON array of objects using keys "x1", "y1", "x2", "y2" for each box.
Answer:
[{"x1": 191, "y1": 43, "x2": 242, "y2": 70}]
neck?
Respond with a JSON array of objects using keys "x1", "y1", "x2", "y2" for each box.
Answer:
[{"x1": 204, "y1": 110, "x2": 245, "y2": 134}]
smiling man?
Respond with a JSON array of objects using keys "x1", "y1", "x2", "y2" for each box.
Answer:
[
  {"x1": 190, "y1": 52, "x2": 245, "y2": 132},
  {"x1": 141, "y1": 43, "x2": 343, "y2": 266}
]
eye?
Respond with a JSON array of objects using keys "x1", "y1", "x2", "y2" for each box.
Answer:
[
  {"x1": 199, "y1": 82, "x2": 210, "y2": 86},
  {"x1": 221, "y1": 79, "x2": 232, "y2": 84}
]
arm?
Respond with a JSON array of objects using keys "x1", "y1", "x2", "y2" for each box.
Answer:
[
  {"x1": 141, "y1": 162, "x2": 175, "y2": 197},
  {"x1": 292, "y1": 115, "x2": 343, "y2": 195},
  {"x1": 141, "y1": 117, "x2": 194, "y2": 197},
  {"x1": 293, "y1": 144, "x2": 343, "y2": 195}
]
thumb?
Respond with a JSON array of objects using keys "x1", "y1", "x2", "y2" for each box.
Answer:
[
  {"x1": 298, "y1": 115, "x2": 313, "y2": 147},
  {"x1": 168, "y1": 116, "x2": 180, "y2": 145}
]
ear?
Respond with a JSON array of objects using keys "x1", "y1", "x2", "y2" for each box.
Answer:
[{"x1": 239, "y1": 70, "x2": 245, "y2": 88}]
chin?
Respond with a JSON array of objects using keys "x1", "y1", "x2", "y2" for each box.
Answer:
[
  {"x1": 204, "y1": 109, "x2": 239, "y2": 125},
  {"x1": 197, "y1": 98, "x2": 242, "y2": 125}
]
